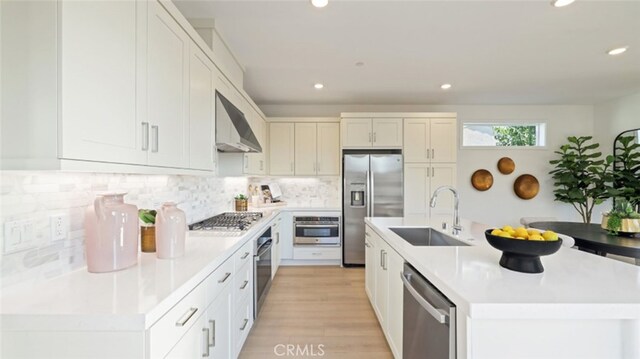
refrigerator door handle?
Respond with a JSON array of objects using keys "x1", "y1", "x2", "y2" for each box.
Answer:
[
  {"x1": 370, "y1": 169, "x2": 375, "y2": 217},
  {"x1": 366, "y1": 170, "x2": 371, "y2": 217}
]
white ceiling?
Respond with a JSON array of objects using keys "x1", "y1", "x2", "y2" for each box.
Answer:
[{"x1": 175, "y1": 0, "x2": 640, "y2": 107}]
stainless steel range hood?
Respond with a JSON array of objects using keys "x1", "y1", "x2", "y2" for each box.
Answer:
[{"x1": 215, "y1": 91, "x2": 262, "y2": 153}]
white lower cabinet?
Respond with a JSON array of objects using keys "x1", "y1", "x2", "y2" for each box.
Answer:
[
  {"x1": 207, "y1": 284, "x2": 232, "y2": 359},
  {"x1": 365, "y1": 225, "x2": 403, "y2": 359},
  {"x1": 272, "y1": 217, "x2": 282, "y2": 278},
  {"x1": 232, "y1": 294, "x2": 253, "y2": 358},
  {"x1": 164, "y1": 312, "x2": 208, "y2": 358}
]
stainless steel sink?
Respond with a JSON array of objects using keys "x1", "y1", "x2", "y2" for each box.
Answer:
[{"x1": 389, "y1": 227, "x2": 470, "y2": 247}]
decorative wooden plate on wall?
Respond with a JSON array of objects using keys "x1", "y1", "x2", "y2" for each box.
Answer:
[
  {"x1": 497, "y1": 157, "x2": 515, "y2": 175},
  {"x1": 471, "y1": 169, "x2": 494, "y2": 191},
  {"x1": 514, "y1": 174, "x2": 539, "y2": 199}
]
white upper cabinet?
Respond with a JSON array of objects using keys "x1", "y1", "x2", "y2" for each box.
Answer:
[
  {"x1": 341, "y1": 119, "x2": 373, "y2": 148},
  {"x1": 244, "y1": 108, "x2": 267, "y2": 175},
  {"x1": 403, "y1": 119, "x2": 430, "y2": 163},
  {"x1": 146, "y1": 0, "x2": 190, "y2": 168},
  {"x1": 59, "y1": 0, "x2": 147, "y2": 165},
  {"x1": 294, "y1": 123, "x2": 318, "y2": 176},
  {"x1": 429, "y1": 163, "x2": 457, "y2": 215},
  {"x1": 372, "y1": 118, "x2": 403, "y2": 148},
  {"x1": 316, "y1": 123, "x2": 340, "y2": 176},
  {"x1": 430, "y1": 119, "x2": 457, "y2": 163},
  {"x1": 404, "y1": 118, "x2": 457, "y2": 163},
  {"x1": 188, "y1": 44, "x2": 216, "y2": 171},
  {"x1": 269, "y1": 123, "x2": 295, "y2": 175},
  {"x1": 342, "y1": 118, "x2": 402, "y2": 148}
]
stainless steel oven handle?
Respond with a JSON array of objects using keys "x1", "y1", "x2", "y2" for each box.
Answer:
[
  {"x1": 295, "y1": 224, "x2": 339, "y2": 228},
  {"x1": 401, "y1": 272, "x2": 448, "y2": 324},
  {"x1": 255, "y1": 242, "x2": 273, "y2": 258}
]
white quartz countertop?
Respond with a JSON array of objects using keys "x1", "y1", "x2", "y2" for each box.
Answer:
[
  {"x1": 0, "y1": 211, "x2": 280, "y2": 332},
  {"x1": 366, "y1": 216, "x2": 640, "y2": 320}
]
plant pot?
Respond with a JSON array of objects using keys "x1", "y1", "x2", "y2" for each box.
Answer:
[
  {"x1": 141, "y1": 226, "x2": 156, "y2": 252},
  {"x1": 601, "y1": 214, "x2": 640, "y2": 236},
  {"x1": 235, "y1": 199, "x2": 248, "y2": 212}
]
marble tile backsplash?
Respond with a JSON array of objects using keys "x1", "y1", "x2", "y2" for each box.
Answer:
[
  {"x1": 0, "y1": 172, "x2": 341, "y2": 289},
  {"x1": 249, "y1": 177, "x2": 341, "y2": 208},
  {"x1": 0, "y1": 172, "x2": 248, "y2": 289}
]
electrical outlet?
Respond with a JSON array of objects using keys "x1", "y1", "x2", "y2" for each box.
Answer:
[{"x1": 50, "y1": 214, "x2": 69, "y2": 242}]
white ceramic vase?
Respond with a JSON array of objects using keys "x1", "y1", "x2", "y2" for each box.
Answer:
[{"x1": 156, "y1": 202, "x2": 187, "y2": 259}]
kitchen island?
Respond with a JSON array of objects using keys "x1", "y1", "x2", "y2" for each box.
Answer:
[{"x1": 365, "y1": 216, "x2": 640, "y2": 359}]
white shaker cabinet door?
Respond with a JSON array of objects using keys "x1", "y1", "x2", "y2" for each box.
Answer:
[
  {"x1": 59, "y1": 0, "x2": 147, "y2": 165},
  {"x1": 372, "y1": 118, "x2": 403, "y2": 148},
  {"x1": 403, "y1": 163, "x2": 430, "y2": 216},
  {"x1": 374, "y1": 234, "x2": 389, "y2": 330},
  {"x1": 188, "y1": 44, "x2": 215, "y2": 171},
  {"x1": 364, "y1": 226, "x2": 377, "y2": 302},
  {"x1": 294, "y1": 123, "x2": 317, "y2": 175},
  {"x1": 430, "y1": 163, "x2": 457, "y2": 215},
  {"x1": 207, "y1": 285, "x2": 232, "y2": 359},
  {"x1": 269, "y1": 122, "x2": 295, "y2": 175},
  {"x1": 147, "y1": 1, "x2": 190, "y2": 168},
  {"x1": 430, "y1": 118, "x2": 457, "y2": 163},
  {"x1": 341, "y1": 119, "x2": 372, "y2": 148},
  {"x1": 403, "y1": 118, "x2": 430, "y2": 163},
  {"x1": 164, "y1": 311, "x2": 207, "y2": 359},
  {"x1": 317, "y1": 123, "x2": 340, "y2": 175},
  {"x1": 386, "y1": 247, "x2": 404, "y2": 359}
]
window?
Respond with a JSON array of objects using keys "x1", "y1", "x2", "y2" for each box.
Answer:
[{"x1": 462, "y1": 123, "x2": 546, "y2": 147}]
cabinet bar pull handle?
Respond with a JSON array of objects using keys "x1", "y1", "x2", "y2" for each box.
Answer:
[
  {"x1": 218, "y1": 272, "x2": 231, "y2": 283},
  {"x1": 380, "y1": 249, "x2": 384, "y2": 267},
  {"x1": 432, "y1": 167, "x2": 435, "y2": 177},
  {"x1": 175, "y1": 307, "x2": 198, "y2": 327},
  {"x1": 209, "y1": 320, "x2": 215, "y2": 348},
  {"x1": 427, "y1": 147, "x2": 430, "y2": 159},
  {"x1": 202, "y1": 328, "x2": 210, "y2": 357},
  {"x1": 240, "y1": 318, "x2": 249, "y2": 331},
  {"x1": 142, "y1": 122, "x2": 149, "y2": 151},
  {"x1": 369, "y1": 132, "x2": 372, "y2": 143},
  {"x1": 432, "y1": 148, "x2": 435, "y2": 159},
  {"x1": 241, "y1": 280, "x2": 249, "y2": 289},
  {"x1": 151, "y1": 125, "x2": 159, "y2": 153},
  {"x1": 373, "y1": 132, "x2": 377, "y2": 142},
  {"x1": 241, "y1": 252, "x2": 250, "y2": 259}
]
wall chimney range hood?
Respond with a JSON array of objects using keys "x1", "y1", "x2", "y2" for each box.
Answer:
[{"x1": 215, "y1": 91, "x2": 262, "y2": 153}]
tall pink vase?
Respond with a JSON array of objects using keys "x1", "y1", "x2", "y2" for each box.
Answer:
[
  {"x1": 84, "y1": 193, "x2": 139, "y2": 273},
  {"x1": 156, "y1": 202, "x2": 187, "y2": 259}
]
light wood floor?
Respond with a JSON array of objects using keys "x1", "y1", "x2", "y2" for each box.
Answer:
[{"x1": 239, "y1": 266, "x2": 393, "y2": 359}]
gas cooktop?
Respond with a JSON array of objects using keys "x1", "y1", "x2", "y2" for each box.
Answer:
[{"x1": 189, "y1": 212, "x2": 263, "y2": 233}]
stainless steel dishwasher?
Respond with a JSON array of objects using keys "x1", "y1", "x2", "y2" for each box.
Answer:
[{"x1": 401, "y1": 263, "x2": 456, "y2": 359}]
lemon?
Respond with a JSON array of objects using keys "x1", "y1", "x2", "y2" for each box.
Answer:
[
  {"x1": 515, "y1": 228, "x2": 529, "y2": 238},
  {"x1": 527, "y1": 229, "x2": 541, "y2": 236},
  {"x1": 529, "y1": 234, "x2": 544, "y2": 241},
  {"x1": 491, "y1": 229, "x2": 503, "y2": 236},
  {"x1": 502, "y1": 225, "x2": 514, "y2": 232},
  {"x1": 515, "y1": 236, "x2": 527, "y2": 240},
  {"x1": 542, "y1": 230, "x2": 559, "y2": 241},
  {"x1": 498, "y1": 232, "x2": 513, "y2": 238}
]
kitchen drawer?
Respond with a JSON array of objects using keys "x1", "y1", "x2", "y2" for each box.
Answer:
[
  {"x1": 234, "y1": 240, "x2": 253, "y2": 272},
  {"x1": 148, "y1": 281, "x2": 207, "y2": 359},
  {"x1": 233, "y1": 260, "x2": 252, "y2": 306},
  {"x1": 232, "y1": 295, "x2": 253, "y2": 358},
  {"x1": 293, "y1": 246, "x2": 341, "y2": 260},
  {"x1": 205, "y1": 256, "x2": 234, "y2": 304}
]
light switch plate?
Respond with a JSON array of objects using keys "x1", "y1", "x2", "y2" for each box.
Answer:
[{"x1": 3, "y1": 219, "x2": 34, "y2": 254}]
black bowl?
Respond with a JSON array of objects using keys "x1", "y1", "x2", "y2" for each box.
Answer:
[{"x1": 485, "y1": 229, "x2": 563, "y2": 273}]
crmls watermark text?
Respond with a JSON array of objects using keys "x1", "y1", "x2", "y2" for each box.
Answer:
[{"x1": 273, "y1": 344, "x2": 326, "y2": 357}]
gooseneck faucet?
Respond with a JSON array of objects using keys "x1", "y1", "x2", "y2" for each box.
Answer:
[{"x1": 430, "y1": 186, "x2": 462, "y2": 234}]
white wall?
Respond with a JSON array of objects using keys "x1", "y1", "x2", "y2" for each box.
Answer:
[
  {"x1": 263, "y1": 104, "x2": 595, "y2": 226},
  {"x1": 593, "y1": 91, "x2": 640, "y2": 152}
]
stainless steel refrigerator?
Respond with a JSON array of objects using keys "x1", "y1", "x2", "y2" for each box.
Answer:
[{"x1": 342, "y1": 150, "x2": 403, "y2": 266}]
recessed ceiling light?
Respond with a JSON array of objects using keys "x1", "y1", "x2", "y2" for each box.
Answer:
[
  {"x1": 607, "y1": 47, "x2": 628, "y2": 56},
  {"x1": 551, "y1": 0, "x2": 575, "y2": 7},
  {"x1": 311, "y1": 0, "x2": 328, "y2": 8},
  {"x1": 355, "y1": 62, "x2": 365, "y2": 67},
  {"x1": 441, "y1": 83, "x2": 452, "y2": 90},
  {"x1": 314, "y1": 83, "x2": 324, "y2": 89}
]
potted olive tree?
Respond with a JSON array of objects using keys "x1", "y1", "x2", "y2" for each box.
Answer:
[{"x1": 549, "y1": 136, "x2": 615, "y2": 224}]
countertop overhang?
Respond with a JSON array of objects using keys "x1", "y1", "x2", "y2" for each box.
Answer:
[{"x1": 365, "y1": 216, "x2": 640, "y2": 320}]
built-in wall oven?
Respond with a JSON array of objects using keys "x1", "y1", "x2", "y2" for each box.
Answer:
[
  {"x1": 293, "y1": 216, "x2": 341, "y2": 246},
  {"x1": 254, "y1": 227, "x2": 272, "y2": 318}
]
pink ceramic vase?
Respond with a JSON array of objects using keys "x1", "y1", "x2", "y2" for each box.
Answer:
[
  {"x1": 156, "y1": 202, "x2": 187, "y2": 259},
  {"x1": 85, "y1": 193, "x2": 139, "y2": 273}
]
